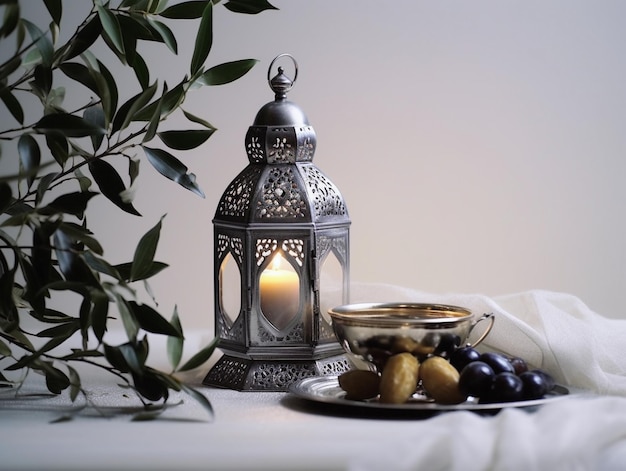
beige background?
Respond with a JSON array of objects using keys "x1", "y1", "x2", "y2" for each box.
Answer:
[{"x1": 9, "y1": 1, "x2": 626, "y2": 333}]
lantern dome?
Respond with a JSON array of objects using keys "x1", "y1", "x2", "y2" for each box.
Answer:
[
  {"x1": 215, "y1": 59, "x2": 349, "y2": 226},
  {"x1": 252, "y1": 98, "x2": 309, "y2": 127},
  {"x1": 253, "y1": 62, "x2": 309, "y2": 126}
]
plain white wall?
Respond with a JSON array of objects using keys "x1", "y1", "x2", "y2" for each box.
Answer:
[{"x1": 11, "y1": 1, "x2": 626, "y2": 335}]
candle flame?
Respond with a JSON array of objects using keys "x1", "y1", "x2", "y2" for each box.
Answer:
[{"x1": 270, "y1": 253, "x2": 284, "y2": 271}]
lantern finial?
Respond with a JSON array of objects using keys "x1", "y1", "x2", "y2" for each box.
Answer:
[
  {"x1": 254, "y1": 54, "x2": 306, "y2": 127},
  {"x1": 268, "y1": 53, "x2": 298, "y2": 100}
]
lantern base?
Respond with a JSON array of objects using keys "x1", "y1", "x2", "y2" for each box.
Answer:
[{"x1": 203, "y1": 353, "x2": 355, "y2": 391}]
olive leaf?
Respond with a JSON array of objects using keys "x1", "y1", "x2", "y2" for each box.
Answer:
[
  {"x1": 114, "y1": 261, "x2": 168, "y2": 282},
  {"x1": 43, "y1": 0, "x2": 63, "y2": 27},
  {"x1": 224, "y1": 0, "x2": 279, "y2": 14},
  {"x1": 167, "y1": 307, "x2": 184, "y2": 370},
  {"x1": 157, "y1": 129, "x2": 215, "y2": 150},
  {"x1": 88, "y1": 288, "x2": 109, "y2": 343},
  {"x1": 52, "y1": 228, "x2": 100, "y2": 286},
  {"x1": 0, "y1": 182, "x2": 11, "y2": 214},
  {"x1": 33, "y1": 64, "x2": 52, "y2": 97},
  {"x1": 22, "y1": 19, "x2": 54, "y2": 66},
  {"x1": 0, "y1": 86, "x2": 24, "y2": 124},
  {"x1": 56, "y1": 222, "x2": 103, "y2": 255},
  {"x1": 54, "y1": 63, "x2": 93, "y2": 90},
  {"x1": 132, "y1": 368, "x2": 169, "y2": 402},
  {"x1": 128, "y1": 301, "x2": 182, "y2": 338},
  {"x1": 190, "y1": 2, "x2": 213, "y2": 75},
  {"x1": 67, "y1": 365, "x2": 81, "y2": 402},
  {"x1": 17, "y1": 134, "x2": 41, "y2": 188},
  {"x1": 0, "y1": 3, "x2": 19, "y2": 39},
  {"x1": 181, "y1": 384, "x2": 214, "y2": 419},
  {"x1": 143, "y1": 83, "x2": 165, "y2": 143},
  {"x1": 34, "y1": 113, "x2": 106, "y2": 138},
  {"x1": 39, "y1": 191, "x2": 98, "y2": 218},
  {"x1": 96, "y1": 5, "x2": 125, "y2": 57},
  {"x1": 181, "y1": 109, "x2": 216, "y2": 130},
  {"x1": 161, "y1": 1, "x2": 209, "y2": 19},
  {"x1": 132, "y1": 81, "x2": 185, "y2": 122},
  {"x1": 177, "y1": 336, "x2": 219, "y2": 372},
  {"x1": 132, "y1": 53, "x2": 150, "y2": 89},
  {"x1": 59, "y1": 63, "x2": 113, "y2": 127},
  {"x1": 30, "y1": 308, "x2": 74, "y2": 325},
  {"x1": 142, "y1": 146, "x2": 205, "y2": 197},
  {"x1": 103, "y1": 343, "x2": 131, "y2": 373},
  {"x1": 92, "y1": 59, "x2": 119, "y2": 125},
  {"x1": 36, "y1": 321, "x2": 80, "y2": 339},
  {"x1": 117, "y1": 15, "x2": 139, "y2": 66},
  {"x1": 36, "y1": 172, "x2": 59, "y2": 205},
  {"x1": 64, "y1": 15, "x2": 102, "y2": 61},
  {"x1": 0, "y1": 338, "x2": 12, "y2": 357},
  {"x1": 130, "y1": 215, "x2": 164, "y2": 281},
  {"x1": 84, "y1": 105, "x2": 105, "y2": 151},
  {"x1": 0, "y1": 57, "x2": 21, "y2": 82},
  {"x1": 41, "y1": 361, "x2": 71, "y2": 394},
  {"x1": 146, "y1": 17, "x2": 177, "y2": 54},
  {"x1": 196, "y1": 59, "x2": 258, "y2": 86},
  {"x1": 88, "y1": 159, "x2": 141, "y2": 216},
  {"x1": 45, "y1": 132, "x2": 69, "y2": 166},
  {"x1": 84, "y1": 251, "x2": 122, "y2": 279},
  {"x1": 111, "y1": 81, "x2": 158, "y2": 133},
  {"x1": 116, "y1": 295, "x2": 139, "y2": 342},
  {"x1": 0, "y1": 263, "x2": 18, "y2": 326}
]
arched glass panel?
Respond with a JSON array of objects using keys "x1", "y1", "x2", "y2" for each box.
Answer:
[
  {"x1": 219, "y1": 252, "x2": 241, "y2": 326},
  {"x1": 320, "y1": 250, "x2": 344, "y2": 324}
]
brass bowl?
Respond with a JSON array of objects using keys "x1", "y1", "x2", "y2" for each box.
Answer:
[{"x1": 328, "y1": 302, "x2": 494, "y2": 370}]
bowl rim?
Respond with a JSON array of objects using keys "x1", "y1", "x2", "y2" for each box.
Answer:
[{"x1": 327, "y1": 302, "x2": 473, "y2": 326}]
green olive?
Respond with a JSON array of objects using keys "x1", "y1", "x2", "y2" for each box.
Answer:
[
  {"x1": 420, "y1": 356, "x2": 467, "y2": 404},
  {"x1": 379, "y1": 352, "x2": 420, "y2": 404},
  {"x1": 338, "y1": 370, "x2": 381, "y2": 400}
]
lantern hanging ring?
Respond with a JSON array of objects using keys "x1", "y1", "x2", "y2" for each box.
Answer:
[{"x1": 267, "y1": 53, "x2": 298, "y2": 92}]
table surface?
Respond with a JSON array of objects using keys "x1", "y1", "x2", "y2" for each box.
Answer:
[{"x1": 2, "y1": 357, "x2": 626, "y2": 471}]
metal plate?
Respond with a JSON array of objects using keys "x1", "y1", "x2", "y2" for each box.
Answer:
[{"x1": 289, "y1": 375, "x2": 570, "y2": 412}]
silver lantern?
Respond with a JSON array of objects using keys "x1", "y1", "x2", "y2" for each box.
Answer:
[{"x1": 203, "y1": 54, "x2": 352, "y2": 391}]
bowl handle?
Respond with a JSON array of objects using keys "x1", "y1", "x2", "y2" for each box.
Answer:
[{"x1": 468, "y1": 312, "x2": 495, "y2": 347}]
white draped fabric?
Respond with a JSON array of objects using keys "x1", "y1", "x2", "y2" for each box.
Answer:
[{"x1": 2, "y1": 286, "x2": 626, "y2": 471}]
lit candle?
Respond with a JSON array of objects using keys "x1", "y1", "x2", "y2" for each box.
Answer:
[{"x1": 260, "y1": 253, "x2": 300, "y2": 330}]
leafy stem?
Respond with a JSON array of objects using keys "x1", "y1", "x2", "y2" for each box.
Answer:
[{"x1": 0, "y1": 0, "x2": 279, "y2": 421}]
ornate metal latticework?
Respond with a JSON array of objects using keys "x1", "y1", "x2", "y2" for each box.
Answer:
[{"x1": 204, "y1": 55, "x2": 352, "y2": 391}]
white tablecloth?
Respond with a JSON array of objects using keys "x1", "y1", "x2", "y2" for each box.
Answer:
[
  {"x1": 2, "y1": 373, "x2": 626, "y2": 471},
  {"x1": 2, "y1": 288, "x2": 626, "y2": 470}
]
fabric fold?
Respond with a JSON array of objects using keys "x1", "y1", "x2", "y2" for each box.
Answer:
[
  {"x1": 348, "y1": 395, "x2": 626, "y2": 471},
  {"x1": 348, "y1": 283, "x2": 626, "y2": 395}
]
